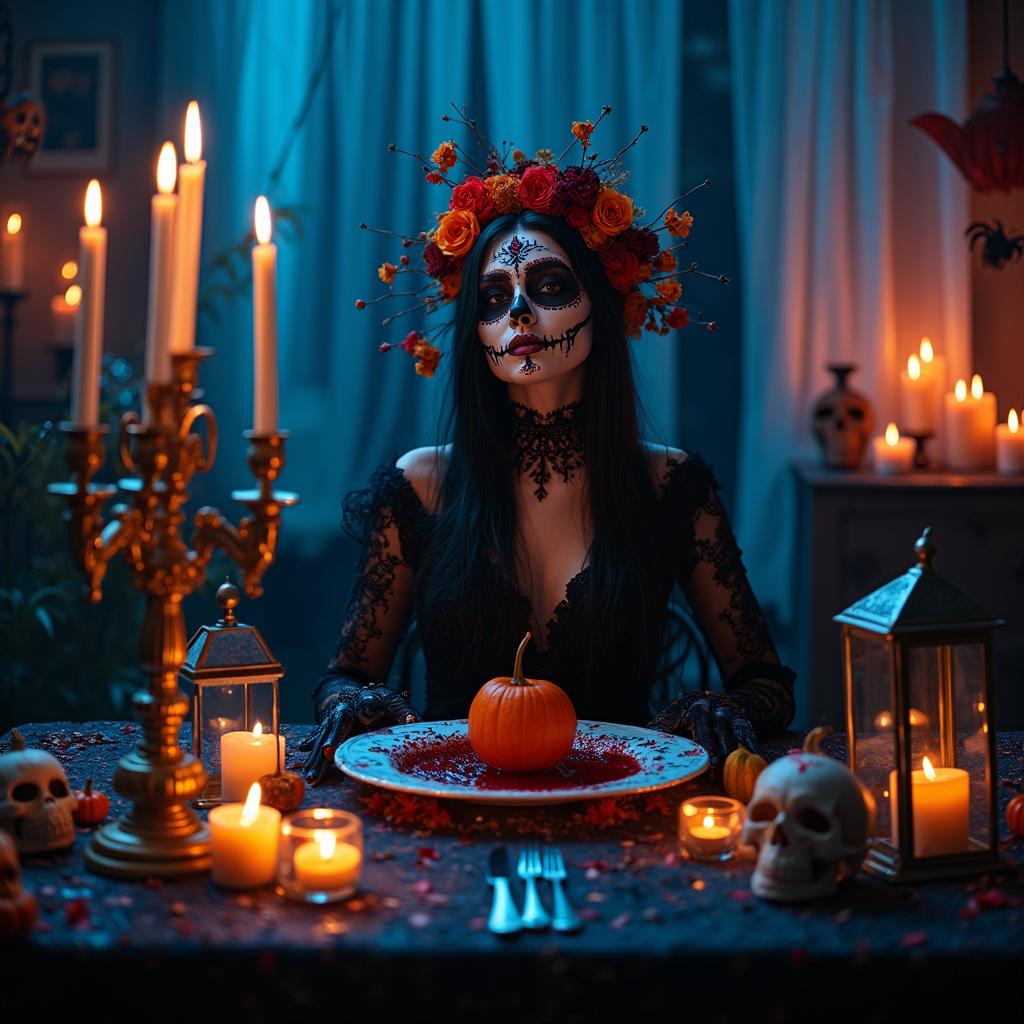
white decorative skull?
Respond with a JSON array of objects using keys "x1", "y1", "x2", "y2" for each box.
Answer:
[
  {"x1": 741, "y1": 752, "x2": 876, "y2": 902},
  {"x1": 0, "y1": 736, "x2": 77, "y2": 854}
]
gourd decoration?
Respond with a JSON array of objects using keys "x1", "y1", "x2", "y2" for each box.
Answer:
[
  {"x1": 72, "y1": 779, "x2": 110, "y2": 826},
  {"x1": 259, "y1": 769, "x2": 305, "y2": 812},
  {"x1": 802, "y1": 726, "x2": 833, "y2": 754},
  {"x1": 723, "y1": 747, "x2": 767, "y2": 804},
  {"x1": 468, "y1": 632, "x2": 577, "y2": 772},
  {"x1": 0, "y1": 831, "x2": 38, "y2": 940},
  {"x1": 1007, "y1": 793, "x2": 1024, "y2": 838}
]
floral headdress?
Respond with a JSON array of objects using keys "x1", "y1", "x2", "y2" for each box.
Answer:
[{"x1": 358, "y1": 105, "x2": 728, "y2": 378}]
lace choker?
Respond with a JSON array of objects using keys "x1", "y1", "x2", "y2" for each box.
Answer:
[{"x1": 510, "y1": 400, "x2": 586, "y2": 501}]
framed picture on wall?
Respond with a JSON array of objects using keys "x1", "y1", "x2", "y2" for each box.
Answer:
[{"x1": 26, "y1": 39, "x2": 116, "y2": 174}]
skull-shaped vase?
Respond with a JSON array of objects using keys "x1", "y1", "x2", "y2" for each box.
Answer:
[
  {"x1": 0, "y1": 733, "x2": 78, "y2": 854},
  {"x1": 1, "y1": 93, "x2": 46, "y2": 162},
  {"x1": 811, "y1": 364, "x2": 874, "y2": 470},
  {"x1": 741, "y1": 752, "x2": 876, "y2": 902}
]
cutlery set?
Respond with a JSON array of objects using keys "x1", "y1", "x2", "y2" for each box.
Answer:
[{"x1": 485, "y1": 843, "x2": 581, "y2": 935}]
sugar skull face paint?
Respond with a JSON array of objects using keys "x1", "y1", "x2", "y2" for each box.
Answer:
[{"x1": 477, "y1": 229, "x2": 593, "y2": 384}]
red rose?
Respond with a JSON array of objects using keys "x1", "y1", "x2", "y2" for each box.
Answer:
[
  {"x1": 423, "y1": 241, "x2": 453, "y2": 278},
  {"x1": 566, "y1": 206, "x2": 591, "y2": 230},
  {"x1": 450, "y1": 175, "x2": 496, "y2": 221},
  {"x1": 598, "y1": 241, "x2": 641, "y2": 294},
  {"x1": 518, "y1": 165, "x2": 560, "y2": 213},
  {"x1": 666, "y1": 306, "x2": 689, "y2": 329}
]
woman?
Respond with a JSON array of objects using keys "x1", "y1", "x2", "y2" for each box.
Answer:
[{"x1": 301, "y1": 130, "x2": 795, "y2": 784}]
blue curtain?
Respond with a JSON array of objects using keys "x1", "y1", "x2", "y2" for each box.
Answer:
[{"x1": 155, "y1": 0, "x2": 721, "y2": 551}]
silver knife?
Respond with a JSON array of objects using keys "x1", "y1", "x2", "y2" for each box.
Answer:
[{"x1": 485, "y1": 846, "x2": 522, "y2": 935}]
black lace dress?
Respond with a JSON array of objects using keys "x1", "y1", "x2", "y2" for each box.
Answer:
[{"x1": 314, "y1": 435, "x2": 796, "y2": 738}]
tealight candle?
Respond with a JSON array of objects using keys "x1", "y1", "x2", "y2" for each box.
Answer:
[
  {"x1": 278, "y1": 808, "x2": 364, "y2": 903},
  {"x1": 678, "y1": 796, "x2": 745, "y2": 862},
  {"x1": 209, "y1": 782, "x2": 281, "y2": 888},
  {"x1": 1, "y1": 213, "x2": 25, "y2": 291},
  {"x1": 996, "y1": 409, "x2": 1024, "y2": 474},
  {"x1": 944, "y1": 375, "x2": 996, "y2": 470},
  {"x1": 220, "y1": 721, "x2": 286, "y2": 802},
  {"x1": 872, "y1": 423, "x2": 915, "y2": 474},
  {"x1": 889, "y1": 756, "x2": 969, "y2": 858}
]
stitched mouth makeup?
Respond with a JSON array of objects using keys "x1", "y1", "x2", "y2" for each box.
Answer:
[{"x1": 484, "y1": 311, "x2": 593, "y2": 366}]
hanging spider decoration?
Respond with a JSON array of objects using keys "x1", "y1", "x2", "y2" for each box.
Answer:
[
  {"x1": 0, "y1": 3, "x2": 46, "y2": 164},
  {"x1": 966, "y1": 220, "x2": 1024, "y2": 271}
]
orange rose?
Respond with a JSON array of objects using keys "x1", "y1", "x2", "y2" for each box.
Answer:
[
  {"x1": 665, "y1": 209, "x2": 693, "y2": 238},
  {"x1": 431, "y1": 140, "x2": 457, "y2": 171},
  {"x1": 592, "y1": 188, "x2": 634, "y2": 236},
  {"x1": 623, "y1": 291, "x2": 647, "y2": 331},
  {"x1": 378, "y1": 261, "x2": 397, "y2": 284},
  {"x1": 579, "y1": 222, "x2": 609, "y2": 250},
  {"x1": 656, "y1": 278, "x2": 682, "y2": 303},
  {"x1": 484, "y1": 174, "x2": 522, "y2": 214},
  {"x1": 435, "y1": 209, "x2": 480, "y2": 258}
]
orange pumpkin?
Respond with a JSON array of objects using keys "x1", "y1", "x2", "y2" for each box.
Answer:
[
  {"x1": 1007, "y1": 793, "x2": 1024, "y2": 838},
  {"x1": 723, "y1": 746, "x2": 767, "y2": 804},
  {"x1": 72, "y1": 779, "x2": 110, "y2": 826},
  {"x1": 468, "y1": 632, "x2": 577, "y2": 772}
]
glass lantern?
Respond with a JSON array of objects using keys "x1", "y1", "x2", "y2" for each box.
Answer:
[
  {"x1": 180, "y1": 582, "x2": 283, "y2": 807},
  {"x1": 833, "y1": 528, "x2": 1005, "y2": 882}
]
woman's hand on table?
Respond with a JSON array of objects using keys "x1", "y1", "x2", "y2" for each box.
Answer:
[
  {"x1": 297, "y1": 683, "x2": 421, "y2": 785},
  {"x1": 648, "y1": 690, "x2": 760, "y2": 771}
]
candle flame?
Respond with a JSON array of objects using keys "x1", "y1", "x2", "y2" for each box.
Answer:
[
  {"x1": 971, "y1": 374, "x2": 984, "y2": 400},
  {"x1": 701, "y1": 813, "x2": 715, "y2": 830},
  {"x1": 6, "y1": 213, "x2": 21, "y2": 235},
  {"x1": 922, "y1": 756, "x2": 937, "y2": 781},
  {"x1": 65, "y1": 284, "x2": 82, "y2": 308},
  {"x1": 954, "y1": 378, "x2": 967, "y2": 402},
  {"x1": 157, "y1": 141, "x2": 177, "y2": 194},
  {"x1": 84, "y1": 180, "x2": 102, "y2": 228},
  {"x1": 61, "y1": 260, "x2": 78, "y2": 280},
  {"x1": 184, "y1": 101, "x2": 202, "y2": 163},
  {"x1": 252, "y1": 720, "x2": 263, "y2": 737},
  {"x1": 682, "y1": 803, "x2": 697, "y2": 818},
  {"x1": 885, "y1": 422, "x2": 900, "y2": 446},
  {"x1": 312, "y1": 808, "x2": 332, "y2": 820},
  {"x1": 318, "y1": 831, "x2": 336, "y2": 860},
  {"x1": 1009, "y1": 410, "x2": 1019, "y2": 434},
  {"x1": 919, "y1": 337, "x2": 934, "y2": 363},
  {"x1": 907, "y1": 354, "x2": 921, "y2": 380},
  {"x1": 254, "y1": 196, "x2": 272, "y2": 245},
  {"x1": 240, "y1": 781, "x2": 262, "y2": 826}
]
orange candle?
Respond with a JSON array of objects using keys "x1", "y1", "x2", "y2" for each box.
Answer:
[
  {"x1": 944, "y1": 375, "x2": 996, "y2": 470},
  {"x1": 872, "y1": 423, "x2": 914, "y2": 474}
]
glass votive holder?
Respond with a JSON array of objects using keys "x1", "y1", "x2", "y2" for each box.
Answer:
[
  {"x1": 678, "y1": 796, "x2": 746, "y2": 862},
  {"x1": 276, "y1": 808, "x2": 363, "y2": 904}
]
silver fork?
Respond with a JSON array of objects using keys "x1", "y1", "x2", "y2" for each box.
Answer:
[
  {"x1": 542, "y1": 845, "x2": 581, "y2": 933},
  {"x1": 516, "y1": 843, "x2": 551, "y2": 929}
]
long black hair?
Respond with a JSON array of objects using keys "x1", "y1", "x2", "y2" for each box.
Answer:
[{"x1": 416, "y1": 210, "x2": 667, "y2": 712}]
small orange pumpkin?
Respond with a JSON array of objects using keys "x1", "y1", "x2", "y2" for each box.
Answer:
[
  {"x1": 0, "y1": 832, "x2": 37, "y2": 940},
  {"x1": 723, "y1": 746, "x2": 767, "y2": 804},
  {"x1": 468, "y1": 632, "x2": 577, "y2": 772},
  {"x1": 72, "y1": 779, "x2": 110, "y2": 826},
  {"x1": 1007, "y1": 793, "x2": 1024, "y2": 838}
]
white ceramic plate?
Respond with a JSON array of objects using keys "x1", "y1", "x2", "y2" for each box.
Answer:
[{"x1": 335, "y1": 719, "x2": 709, "y2": 806}]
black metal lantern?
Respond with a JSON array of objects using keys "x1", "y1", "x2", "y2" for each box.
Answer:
[
  {"x1": 833, "y1": 528, "x2": 1006, "y2": 882},
  {"x1": 180, "y1": 582, "x2": 283, "y2": 807}
]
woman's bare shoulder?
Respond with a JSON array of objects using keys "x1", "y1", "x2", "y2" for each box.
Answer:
[
  {"x1": 395, "y1": 445, "x2": 451, "y2": 514},
  {"x1": 642, "y1": 441, "x2": 688, "y2": 489}
]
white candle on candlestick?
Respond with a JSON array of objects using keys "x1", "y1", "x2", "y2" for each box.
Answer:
[
  {"x1": 899, "y1": 353, "x2": 934, "y2": 434},
  {"x1": 918, "y1": 337, "x2": 946, "y2": 440},
  {"x1": 872, "y1": 422, "x2": 915, "y2": 474},
  {"x1": 168, "y1": 102, "x2": 206, "y2": 354},
  {"x1": 70, "y1": 180, "x2": 107, "y2": 427},
  {"x1": 51, "y1": 284, "x2": 81, "y2": 344},
  {"x1": 143, "y1": 142, "x2": 179, "y2": 420},
  {"x1": 1, "y1": 213, "x2": 25, "y2": 291},
  {"x1": 996, "y1": 409, "x2": 1024, "y2": 474},
  {"x1": 252, "y1": 195, "x2": 279, "y2": 434},
  {"x1": 944, "y1": 374, "x2": 997, "y2": 470}
]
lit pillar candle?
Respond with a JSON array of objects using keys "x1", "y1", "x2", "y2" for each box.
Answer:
[
  {"x1": 143, "y1": 142, "x2": 179, "y2": 420},
  {"x1": 168, "y1": 102, "x2": 206, "y2": 354},
  {"x1": 209, "y1": 782, "x2": 281, "y2": 888},
  {"x1": 252, "y1": 195, "x2": 278, "y2": 434},
  {"x1": 996, "y1": 409, "x2": 1024, "y2": 474},
  {"x1": 944, "y1": 375, "x2": 997, "y2": 470},
  {"x1": 220, "y1": 721, "x2": 286, "y2": 802},
  {"x1": 899, "y1": 354, "x2": 934, "y2": 433},
  {"x1": 293, "y1": 831, "x2": 362, "y2": 890},
  {"x1": 890, "y1": 757, "x2": 969, "y2": 857},
  {"x1": 917, "y1": 338, "x2": 946, "y2": 440},
  {"x1": 872, "y1": 423, "x2": 915, "y2": 474},
  {"x1": 1, "y1": 213, "x2": 25, "y2": 290},
  {"x1": 50, "y1": 284, "x2": 81, "y2": 344},
  {"x1": 70, "y1": 180, "x2": 107, "y2": 427}
]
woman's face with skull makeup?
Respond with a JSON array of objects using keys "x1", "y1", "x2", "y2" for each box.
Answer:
[{"x1": 476, "y1": 228, "x2": 593, "y2": 386}]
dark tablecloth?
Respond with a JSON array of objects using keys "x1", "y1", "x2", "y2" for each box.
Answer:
[{"x1": 3, "y1": 721, "x2": 1023, "y2": 1024}]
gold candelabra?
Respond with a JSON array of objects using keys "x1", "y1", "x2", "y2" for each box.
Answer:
[{"x1": 48, "y1": 348, "x2": 298, "y2": 878}]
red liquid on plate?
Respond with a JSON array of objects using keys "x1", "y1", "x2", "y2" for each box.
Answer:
[{"x1": 391, "y1": 731, "x2": 642, "y2": 791}]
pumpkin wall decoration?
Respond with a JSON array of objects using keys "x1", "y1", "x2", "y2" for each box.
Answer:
[
  {"x1": 72, "y1": 780, "x2": 110, "y2": 826},
  {"x1": 0, "y1": 830, "x2": 38, "y2": 940},
  {"x1": 468, "y1": 632, "x2": 577, "y2": 772},
  {"x1": 1007, "y1": 793, "x2": 1024, "y2": 838}
]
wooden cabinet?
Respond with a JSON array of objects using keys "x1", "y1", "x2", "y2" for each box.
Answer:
[{"x1": 792, "y1": 465, "x2": 1024, "y2": 730}]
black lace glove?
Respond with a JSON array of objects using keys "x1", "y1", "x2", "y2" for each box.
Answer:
[
  {"x1": 648, "y1": 689, "x2": 761, "y2": 771},
  {"x1": 296, "y1": 679, "x2": 421, "y2": 785}
]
